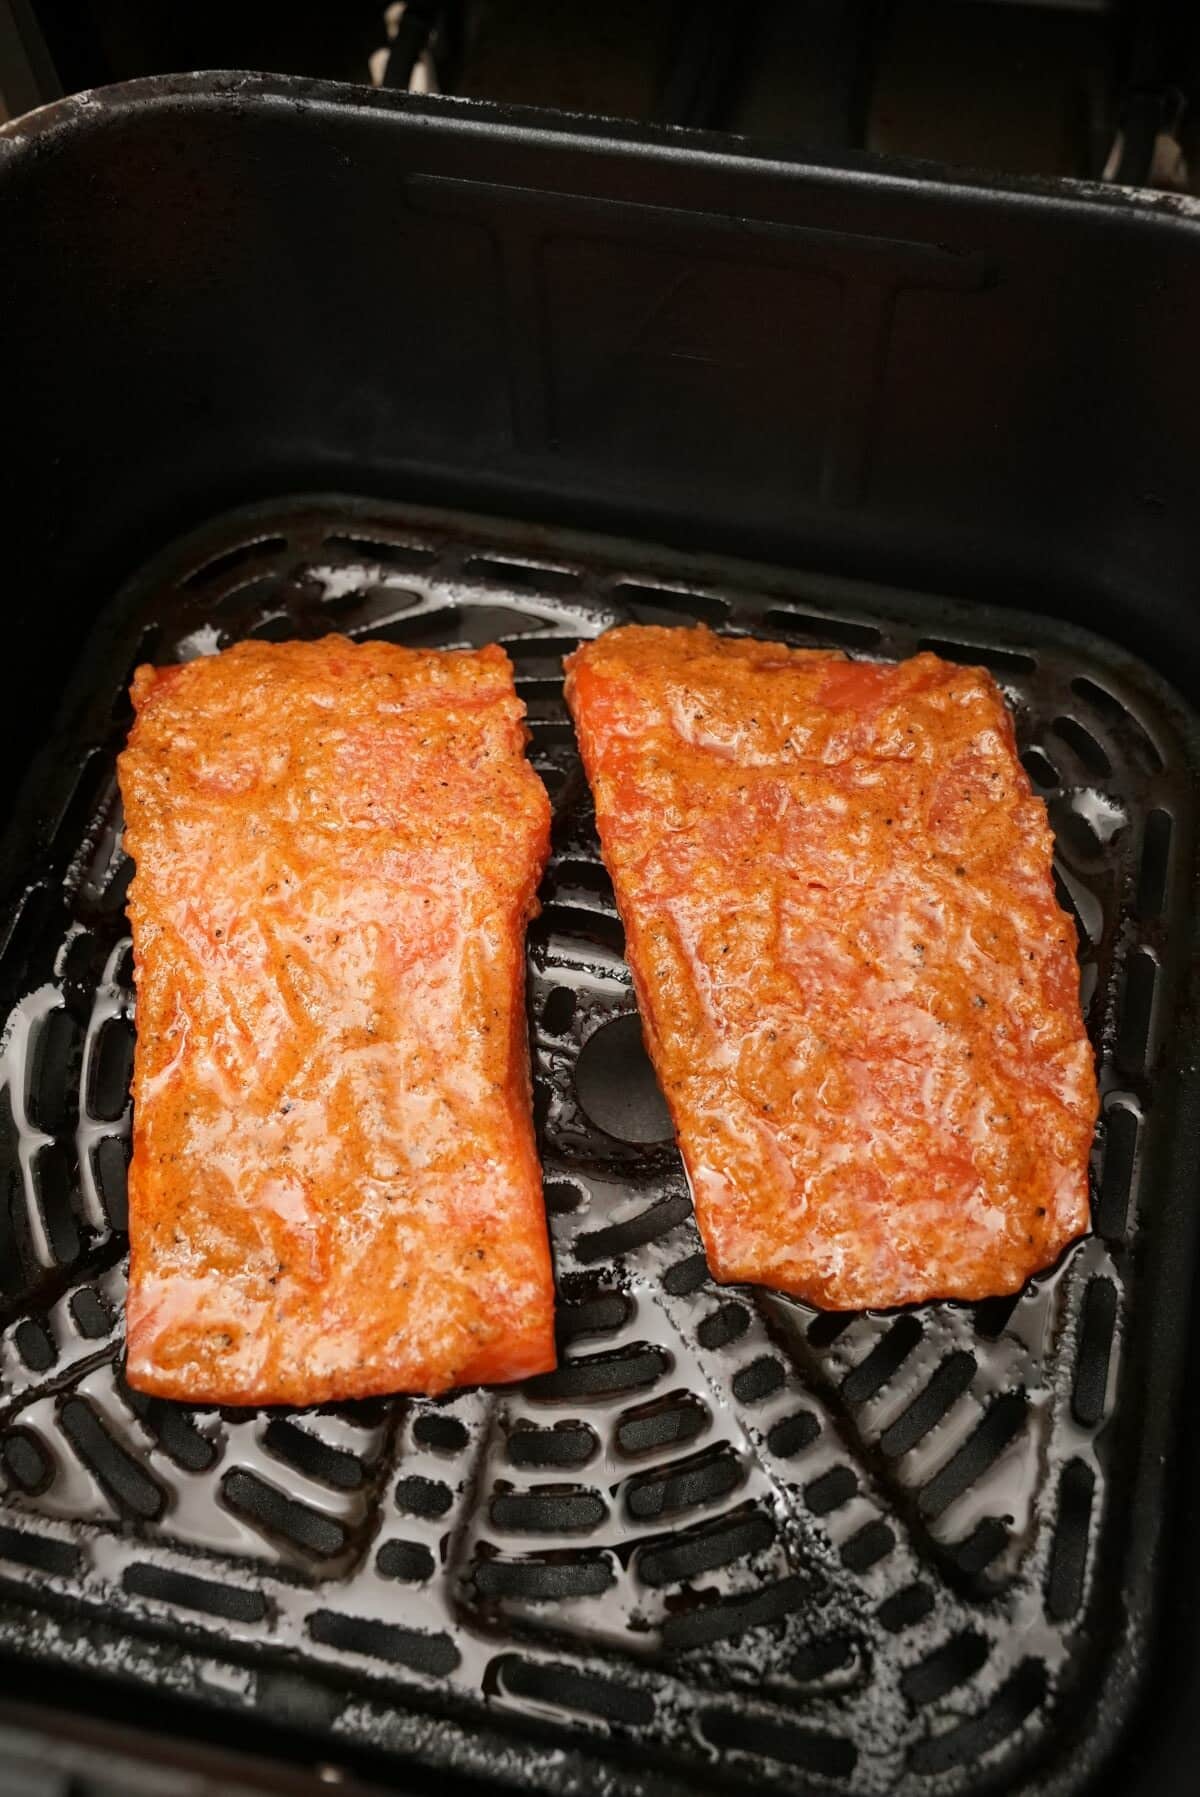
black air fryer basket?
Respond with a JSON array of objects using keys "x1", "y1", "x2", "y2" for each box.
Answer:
[{"x1": 2, "y1": 74, "x2": 1200, "y2": 1797}]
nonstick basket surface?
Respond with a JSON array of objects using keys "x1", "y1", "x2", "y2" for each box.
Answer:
[{"x1": 0, "y1": 497, "x2": 1196, "y2": 1797}]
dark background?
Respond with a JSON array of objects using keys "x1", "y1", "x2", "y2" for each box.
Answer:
[{"x1": 3, "y1": 0, "x2": 1200, "y2": 191}]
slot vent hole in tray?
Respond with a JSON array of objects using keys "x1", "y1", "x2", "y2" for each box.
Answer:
[
  {"x1": 182, "y1": 537, "x2": 287, "y2": 588},
  {"x1": 464, "y1": 556, "x2": 582, "y2": 596},
  {"x1": 1071, "y1": 677, "x2": 1164, "y2": 771},
  {"x1": 613, "y1": 582, "x2": 729, "y2": 626},
  {"x1": 323, "y1": 533, "x2": 437, "y2": 569},
  {"x1": 764, "y1": 605, "x2": 882, "y2": 649}
]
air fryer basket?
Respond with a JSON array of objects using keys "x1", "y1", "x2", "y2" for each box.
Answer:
[
  {"x1": 0, "y1": 494, "x2": 1195, "y2": 1797},
  {"x1": 3, "y1": 72, "x2": 1200, "y2": 1797}
]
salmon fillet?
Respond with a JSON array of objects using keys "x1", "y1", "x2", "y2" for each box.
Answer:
[
  {"x1": 118, "y1": 635, "x2": 555, "y2": 1404},
  {"x1": 564, "y1": 626, "x2": 1096, "y2": 1309}
]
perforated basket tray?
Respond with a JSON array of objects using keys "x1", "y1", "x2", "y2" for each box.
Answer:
[{"x1": 0, "y1": 497, "x2": 1197, "y2": 1797}]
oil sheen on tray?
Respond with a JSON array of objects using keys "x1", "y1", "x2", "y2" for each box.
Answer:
[
  {"x1": 118, "y1": 636, "x2": 555, "y2": 1404},
  {"x1": 564, "y1": 626, "x2": 1097, "y2": 1309}
]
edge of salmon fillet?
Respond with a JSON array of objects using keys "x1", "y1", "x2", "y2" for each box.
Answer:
[
  {"x1": 119, "y1": 635, "x2": 555, "y2": 1404},
  {"x1": 564, "y1": 624, "x2": 1097, "y2": 1310}
]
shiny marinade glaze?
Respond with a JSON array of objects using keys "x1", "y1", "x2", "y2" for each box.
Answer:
[
  {"x1": 118, "y1": 635, "x2": 554, "y2": 1403},
  {"x1": 565, "y1": 626, "x2": 1096, "y2": 1309}
]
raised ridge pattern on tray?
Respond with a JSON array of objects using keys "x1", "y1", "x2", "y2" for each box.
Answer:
[{"x1": 0, "y1": 498, "x2": 1188, "y2": 1796}]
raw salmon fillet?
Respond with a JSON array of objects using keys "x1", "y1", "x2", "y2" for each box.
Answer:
[
  {"x1": 118, "y1": 635, "x2": 555, "y2": 1403},
  {"x1": 564, "y1": 626, "x2": 1096, "y2": 1309}
]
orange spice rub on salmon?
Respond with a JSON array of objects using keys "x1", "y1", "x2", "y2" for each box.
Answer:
[
  {"x1": 119, "y1": 635, "x2": 555, "y2": 1403},
  {"x1": 564, "y1": 626, "x2": 1096, "y2": 1309}
]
